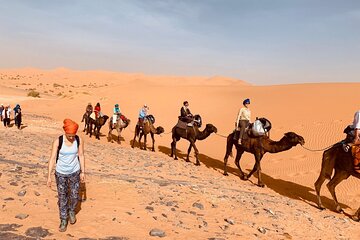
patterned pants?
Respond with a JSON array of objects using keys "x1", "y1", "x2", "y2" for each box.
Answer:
[{"x1": 55, "y1": 170, "x2": 80, "y2": 220}]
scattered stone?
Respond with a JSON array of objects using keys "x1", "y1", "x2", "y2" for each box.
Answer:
[
  {"x1": 99, "y1": 237, "x2": 129, "y2": 240},
  {"x1": 149, "y1": 228, "x2": 166, "y2": 237},
  {"x1": 15, "y1": 214, "x2": 29, "y2": 220},
  {"x1": 192, "y1": 202, "x2": 204, "y2": 210},
  {"x1": 0, "y1": 232, "x2": 34, "y2": 240},
  {"x1": 220, "y1": 225, "x2": 229, "y2": 231},
  {"x1": 208, "y1": 238, "x2": 226, "y2": 240},
  {"x1": 264, "y1": 208, "x2": 275, "y2": 216},
  {"x1": 4, "y1": 197, "x2": 15, "y2": 201},
  {"x1": 34, "y1": 191, "x2": 41, "y2": 196},
  {"x1": 162, "y1": 213, "x2": 167, "y2": 218},
  {"x1": 224, "y1": 218, "x2": 235, "y2": 225},
  {"x1": 257, "y1": 227, "x2": 266, "y2": 234},
  {"x1": 145, "y1": 206, "x2": 154, "y2": 211},
  {"x1": 25, "y1": 227, "x2": 50, "y2": 238},
  {"x1": 282, "y1": 232, "x2": 292, "y2": 239},
  {"x1": 9, "y1": 181, "x2": 18, "y2": 186},
  {"x1": 0, "y1": 223, "x2": 22, "y2": 231},
  {"x1": 18, "y1": 190, "x2": 27, "y2": 197}
]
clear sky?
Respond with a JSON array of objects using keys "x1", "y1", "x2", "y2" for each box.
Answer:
[{"x1": 0, "y1": 0, "x2": 359, "y2": 85}]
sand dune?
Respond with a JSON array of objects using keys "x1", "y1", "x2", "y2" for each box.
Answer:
[{"x1": 0, "y1": 68, "x2": 359, "y2": 239}]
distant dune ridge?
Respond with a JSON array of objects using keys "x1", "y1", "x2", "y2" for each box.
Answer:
[{"x1": 0, "y1": 68, "x2": 359, "y2": 239}]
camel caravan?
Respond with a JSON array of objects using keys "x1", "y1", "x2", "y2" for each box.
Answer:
[{"x1": 80, "y1": 99, "x2": 360, "y2": 221}]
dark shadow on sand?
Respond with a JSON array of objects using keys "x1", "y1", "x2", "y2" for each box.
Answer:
[
  {"x1": 256, "y1": 172, "x2": 350, "y2": 211},
  {"x1": 157, "y1": 145, "x2": 241, "y2": 177}
]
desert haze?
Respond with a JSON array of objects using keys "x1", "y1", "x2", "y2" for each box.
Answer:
[{"x1": 0, "y1": 68, "x2": 359, "y2": 239}]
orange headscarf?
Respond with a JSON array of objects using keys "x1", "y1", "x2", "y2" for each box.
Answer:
[{"x1": 63, "y1": 119, "x2": 79, "y2": 134}]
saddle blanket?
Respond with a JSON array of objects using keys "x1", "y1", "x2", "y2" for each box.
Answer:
[{"x1": 176, "y1": 120, "x2": 193, "y2": 130}]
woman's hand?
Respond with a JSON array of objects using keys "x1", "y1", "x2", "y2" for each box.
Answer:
[
  {"x1": 47, "y1": 176, "x2": 52, "y2": 188},
  {"x1": 80, "y1": 172, "x2": 85, "y2": 183}
]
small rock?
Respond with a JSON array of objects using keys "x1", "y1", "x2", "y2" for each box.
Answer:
[
  {"x1": 208, "y1": 238, "x2": 226, "y2": 240},
  {"x1": 15, "y1": 213, "x2": 29, "y2": 220},
  {"x1": 25, "y1": 226, "x2": 50, "y2": 238},
  {"x1": 4, "y1": 197, "x2": 14, "y2": 201},
  {"x1": 145, "y1": 206, "x2": 154, "y2": 211},
  {"x1": 282, "y1": 232, "x2": 292, "y2": 239},
  {"x1": 34, "y1": 191, "x2": 41, "y2": 196},
  {"x1": 149, "y1": 228, "x2": 166, "y2": 237},
  {"x1": 161, "y1": 213, "x2": 167, "y2": 218},
  {"x1": 224, "y1": 218, "x2": 235, "y2": 225},
  {"x1": 257, "y1": 227, "x2": 266, "y2": 234},
  {"x1": 192, "y1": 202, "x2": 204, "y2": 210},
  {"x1": 18, "y1": 190, "x2": 26, "y2": 197}
]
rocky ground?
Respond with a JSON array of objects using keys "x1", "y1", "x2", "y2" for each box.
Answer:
[{"x1": 0, "y1": 114, "x2": 359, "y2": 240}]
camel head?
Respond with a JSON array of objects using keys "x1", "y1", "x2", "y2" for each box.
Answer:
[
  {"x1": 156, "y1": 126, "x2": 165, "y2": 134},
  {"x1": 205, "y1": 124, "x2": 217, "y2": 134},
  {"x1": 284, "y1": 132, "x2": 305, "y2": 146}
]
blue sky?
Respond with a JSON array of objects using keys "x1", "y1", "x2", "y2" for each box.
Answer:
[{"x1": 0, "y1": 0, "x2": 359, "y2": 84}]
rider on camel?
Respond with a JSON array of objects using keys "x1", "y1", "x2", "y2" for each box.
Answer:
[
  {"x1": 351, "y1": 110, "x2": 360, "y2": 171},
  {"x1": 94, "y1": 103, "x2": 101, "y2": 119},
  {"x1": 180, "y1": 101, "x2": 193, "y2": 123},
  {"x1": 138, "y1": 104, "x2": 149, "y2": 129},
  {"x1": 234, "y1": 98, "x2": 251, "y2": 145},
  {"x1": 112, "y1": 104, "x2": 121, "y2": 128},
  {"x1": 85, "y1": 103, "x2": 93, "y2": 116}
]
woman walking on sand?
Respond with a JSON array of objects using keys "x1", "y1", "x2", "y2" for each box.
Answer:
[{"x1": 47, "y1": 119, "x2": 85, "y2": 232}]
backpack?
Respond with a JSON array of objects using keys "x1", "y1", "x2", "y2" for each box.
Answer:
[{"x1": 56, "y1": 135, "x2": 80, "y2": 163}]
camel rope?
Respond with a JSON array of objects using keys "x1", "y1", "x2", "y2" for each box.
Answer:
[
  {"x1": 300, "y1": 141, "x2": 346, "y2": 152},
  {"x1": 215, "y1": 133, "x2": 228, "y2": 138}
]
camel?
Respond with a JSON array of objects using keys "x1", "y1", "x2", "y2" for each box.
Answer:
[
  {"x1": 87, "y1": 115, "x2": 109, "y2": 140},
  {"x1": 81, "y1": 112, "x2": 91, "y2": 132},
  {"x1": 314, "y1": 141, "x2": 360, "y2": 217},
  {"x1": 223, "y1": 131, "x2": 305, "y2": 187},
  {"x1": 131, "y1": 115, "x2": 164, "y2": 151},
  {"x1": 108, "y1": 115, "x2": 130, "y2": 144},
  {"x1": 170, "y1": 122, "x2": 218, "y2": 166}
]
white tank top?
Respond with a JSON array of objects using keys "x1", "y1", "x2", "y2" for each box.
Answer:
[{"x1": 55, "y1": 136, "x2": 80, "y2": 174}]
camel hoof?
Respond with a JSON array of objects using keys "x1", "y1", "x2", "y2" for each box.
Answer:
[
  {"x1": 351, "y1": 215, "x2": 360, "y2": 222},
  {"x1": 317, "y1": 205, "x2": 326, "y2": 211},
  {"x1": 174, "y1": 157, "x2": 178, "y2": 160},
  {"x1": 152, "y1": 149, "x2": 155, "y2": 152},
  {"x1": 195, "y1": 163, "x2": 201, "y2": 166},
  {"x1": 335, "y1": 206, "x2": 343, "y2": 213},
  {"x1": 258, "y1": 183, "x2": 265, "y2": 188},
  {"x1": 223, "y1": 172, "x2": 229, "y2": 176},
  {"x1": 240, "y1": 175, "x2": 248, "y2": 181},
  {"x1": 186, "y1": 159, "x2": 190, "y2": 162}
]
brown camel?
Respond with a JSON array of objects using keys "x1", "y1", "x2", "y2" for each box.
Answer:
[
  {"x1": 87, "y1": 115, "x2": 109, "y2": 140},
  {"x1": 223, "y1": 131, "x2": 305, "y2": 187},
  {"x1": 131, "y1": 115, "x2": 164, "y2": 151},
  {"x1": 108, "y1": 115, "x2": 131, "y2": 144},
  {"x1": 170, "y1": 123, "x2": 218, "y2": 166},
  {"x1": 81, "y1": 112, "x2": 91, "y2": 132},
  {"x1": 314, "y1": 141, "x2": 360, "y2": 218}
]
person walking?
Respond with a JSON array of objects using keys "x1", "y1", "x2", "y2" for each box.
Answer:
[
  {"x1": 47, "y1": 119, "x2": 85, "y2": 232},
  {"x1": 2, "y1": 105, "x2": 11, "y2": 127}
]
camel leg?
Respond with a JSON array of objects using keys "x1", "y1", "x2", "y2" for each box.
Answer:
[
  {"x1": 143, "y1": 133, "x2": 147, "y2": 150},
  {"x1": 132, "y1": 127, "x2": 138, "y2": 148},
  {"x1": 223, "y1": 136, "x2": 234, "y2": 176},
  {"x1": 151, "y1": 132, "x2": 155, "y2": 152},
  {"x1": 96, "y1": 126, "x2": 101, "y2": 140},
  {"x1": 171, "y1": 136, "x2": 179, "y2": 160},
  {"x1": 108, "y1": 127, "x2": 113, "y2": 142},
  {"x1": 314, "y1": 172, "x2": 328, "y2": 210},
  {"x1": 234, "y1": 148, "x2": 246, "y2": 180},
  {"x1": 117, "y1": 128, "x2": 122, "y2": 144},
  {"x1": 246, "y1": 152, "x2": 264, "y2": 187},
  {"x1": 190, "y1": 140, "x2": 200, "y2": 166},
  {"x1": 326, "y1": 170, "x2": 349, "y2": 213},
  {"x1": 352, "y1": 207, "x2": 360, "y2": 221},
  {"x1": 139, "y1": 132, "x2": 144, "y2": 150},
  {"x1": 186, "y1": 144, "x2": 192, "y2": 162}
]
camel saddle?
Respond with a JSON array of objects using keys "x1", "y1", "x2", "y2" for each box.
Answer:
[
  {"x1": 90, "y1": 112, "x2": 96, "y2": 120},
  {"x1": 352, "y1": 145, "x2": 360, "y2": 169}
]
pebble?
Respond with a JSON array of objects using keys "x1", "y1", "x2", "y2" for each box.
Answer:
[
  {"x1": 15, "y1": 213, "x2": 29, "y2": 220},
  {"x1": 25, "y1": 226, "x2": 50, "y2": 238},
  {"x1": 18, "y1": 190, "x2": 26, "y2": 197},
  {"x1": 224, "y1": 218, "x2": 235, "y2": 225},
  {"x1": 192, "y1": 202, "x2": 204, "y2": 210},
  {"x1": 34, "y1": 191, "x2": 41, "y2": 196},
  {"x1": 149, "y1": 228, "x2": 166, "y2": 237},
  {"x1": 257, "y1": 227, "x2": 266, "y2": 234}
]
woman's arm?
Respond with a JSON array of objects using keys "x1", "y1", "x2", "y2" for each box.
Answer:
[
  {"x1": 47, "y1": 138, "x2": 59, "y2": 187},
  {"x1": 78, "y1": 137, "x2": 86, "y2": 182}
]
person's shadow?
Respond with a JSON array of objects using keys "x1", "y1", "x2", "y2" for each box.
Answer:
[{"x1": 257, "y1": 172, "x2": 350, "y2": 211}]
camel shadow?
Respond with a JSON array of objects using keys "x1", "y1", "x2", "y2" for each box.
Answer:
[
  {"x1": 157, "y1": 145, "x2": 240, "y2": 176},
  {"x1": 256, "y1": 172, "x2": 350, "y2": 212},
  {"x1": 108, "y1": 133, "x2": 125, "y2": 143}
]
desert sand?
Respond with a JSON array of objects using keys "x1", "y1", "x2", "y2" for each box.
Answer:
[{"x1": 0, "y1": 68, "x2": 359, "y2": 239}]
